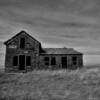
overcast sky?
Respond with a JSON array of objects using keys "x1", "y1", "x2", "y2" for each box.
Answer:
[{"x1": 1, "y1": 0, "x2": 100, "y2": 66}]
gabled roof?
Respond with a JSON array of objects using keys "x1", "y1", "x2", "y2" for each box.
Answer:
[
  {"x1": 41, "y1": 48, "x2": 82, "y2": 55},
  {"x1": 4, "y1": 30, "x2": 41, "y2": 45}
]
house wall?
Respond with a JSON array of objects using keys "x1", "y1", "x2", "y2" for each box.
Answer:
[
  {"x1": 5, "y1": 32, "x2": 40, "y2": 72},
  {"x1": 39, "y1": 54, "x2": 83, "y2": 70},
  {"x1": 4, "y1": 31, "x2": 83, "y2": 72}
]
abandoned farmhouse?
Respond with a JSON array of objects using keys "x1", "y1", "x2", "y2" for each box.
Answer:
[{"x1": 4, "y1": 31, "x2": 83, "y2": 72}]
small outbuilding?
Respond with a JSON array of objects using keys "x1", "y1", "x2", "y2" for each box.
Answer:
[{"x1": 4, "y1": 31, "x2": 83, "y2": 72}]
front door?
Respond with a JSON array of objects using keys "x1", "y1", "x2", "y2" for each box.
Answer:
[
  {"x1": 61, "y1": 57, "x2": 67, "y2": 69},
  {"x1": 19, "y1": 55, "x2": 25, "y2": 70}
]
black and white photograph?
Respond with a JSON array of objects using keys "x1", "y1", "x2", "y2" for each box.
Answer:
[{"x1": 0, "y1": 0, "x2": 100, "y2": 99}]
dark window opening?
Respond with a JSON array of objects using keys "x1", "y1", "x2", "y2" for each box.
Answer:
[
  {"x1": 13, "y1": 56, "x2": 18, "y2": 66},
  {"x1": 72, "y1": 56, "x2": 77, "y2": 65},
  {"x1": 20, "y1": 38, "x2": 25, "y2": 49},
  {"x1": 51, "y1": 57, "x2": 56, "y2": 65},
  {"x1": 44, "y1": 57, "x2": 49, "y2": 65},
  {"x1": 44, "y1": 57, "x2": 49, "y2": 61},
  {"x1": 26, "y1": 56, "x2": 31, "y2": 66}
]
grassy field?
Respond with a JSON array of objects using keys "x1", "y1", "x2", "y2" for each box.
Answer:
[{"x1": 0, "y1": 67, "x2": 100, "y2": 100}]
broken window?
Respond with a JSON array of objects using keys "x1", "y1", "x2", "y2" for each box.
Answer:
[
  {"x1": 44, "y1": 57, "x2": 49, "y2": 65},
  {"x1": 72, "y1": 56, "x2": 77, "y2": 65},
  {"x1": 51, "y1": 57, "x2": 56, "y2": 65},
  {"x1": 20, "y1": 38, "x2": 25, "y2": 49},
  {"x1": 13, "y1": 56, "x2": 18, "y2": 66}
]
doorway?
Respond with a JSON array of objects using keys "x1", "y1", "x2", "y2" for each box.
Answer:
[
  {"x1": 26, "y1": 56, "x2": 31, "y2": 66},
  {"x1": 61, "y1": 57, "x2": 67, "y2": 69},
  {"x1": 19, "y1": 55, "x2": 25, "y2": 70}
]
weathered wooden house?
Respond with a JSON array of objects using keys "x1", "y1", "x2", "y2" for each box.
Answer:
[{"x1": 4, "y1": 31, "x2": 83, "y2": 72}]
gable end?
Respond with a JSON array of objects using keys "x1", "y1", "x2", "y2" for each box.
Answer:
[{"x1": 4, "y1": 30, "x2": 40, "y2": 45}]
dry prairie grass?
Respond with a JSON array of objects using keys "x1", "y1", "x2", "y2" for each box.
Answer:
[{"x1": 0, "y1": 67, "x2": 100, "y2": 100}]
